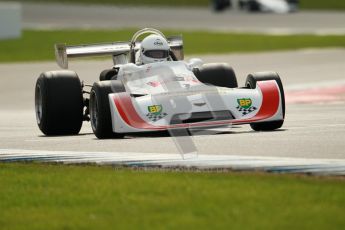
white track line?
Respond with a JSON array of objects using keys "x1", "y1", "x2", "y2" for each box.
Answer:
[{"x1": 1, "y1": 149, "x2": 345, "y2": 176}]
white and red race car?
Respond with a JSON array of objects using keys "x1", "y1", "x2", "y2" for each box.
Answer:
[{"x1": 35, "y1": 28, "x2": 285, "y2": 139}]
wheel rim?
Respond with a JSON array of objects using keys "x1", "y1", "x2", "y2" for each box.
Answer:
[
  {"x1": 90, "y1": 91, "x2": 98, "y2": 131},
  {"x1": 35, "y1": 85, "x2": 43, "y2": 125}
]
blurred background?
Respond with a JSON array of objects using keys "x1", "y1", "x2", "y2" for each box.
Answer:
[{"x1": 0, "y1": 0, "x2": 344, "y2": 59}]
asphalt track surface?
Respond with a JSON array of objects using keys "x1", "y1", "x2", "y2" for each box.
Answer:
[
  {"x1": 1, "y1": 49, "x2": 345, "y2": 162},
  {"x1": 22, "y1": 3, "x2": 345, "y2": 35}
]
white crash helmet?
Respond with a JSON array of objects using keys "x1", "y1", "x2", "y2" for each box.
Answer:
[{"x1": 138, "y1": 34, "x2": 170, "y2": 64}]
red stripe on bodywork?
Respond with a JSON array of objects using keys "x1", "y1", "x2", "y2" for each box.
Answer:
[
  {"x1": 114, "y1": 93, "x2": 161, "y2": 130},
  {"x1": 113, "y1": 80, "x2": 280, "y2": 130},
  {"x1": 239, "y1": 80, "x2": 280, "y2": 123}
]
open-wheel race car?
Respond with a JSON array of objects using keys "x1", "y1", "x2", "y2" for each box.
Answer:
[{"x1": 35, "y1": 28, "x2": 285, "y2": 139}]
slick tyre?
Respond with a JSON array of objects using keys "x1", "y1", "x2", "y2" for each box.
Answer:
[
  {"x1": 247, "y1": 0, "x2": 261, "y2": 12},
  {"x1": 35, "y1": 70, "x2": 84, "y2": 135},
  {"x1": 245, "y1": 72, "x2": 285, "y2": 131},
  {"x1": 212, "y1": 0, "x2": 231, "y2": 11},
  {"x1": 90, "y1": 80, "x2": 125, "y2": 139},
  {"x1": 100, "y1": 68, "x2": 118, "y2": 81},
  {"x1": 193, "y1": 63, "x2": 238, "y2": 88}
]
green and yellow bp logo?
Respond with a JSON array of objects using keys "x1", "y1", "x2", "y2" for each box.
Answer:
[
  {"x1": 148, "y1": 105, "x2": 163, "y2": 115},
  {"x1": 237, "y1": 98, "x2": 252, "y2": 109}
]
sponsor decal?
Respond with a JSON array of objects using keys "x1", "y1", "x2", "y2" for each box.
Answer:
[
  {"x1": 154, "y1": 39, "x2": 163, "y2": 46},
  {"x1": 148, "y1": 105, "x2": 162, "y2": 115},
  {"x1": 146, "y1": 104, "x2": 168, "y2": 122},
  {"x1": 236, "y1": 98, "x2": 257, "y2": 115},
  {"x1": 237, "y1": 98, "x2": 252, "y2": 109}
]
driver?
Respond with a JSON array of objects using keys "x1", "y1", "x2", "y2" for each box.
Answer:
[{"x1": 136, "y1": 34, "x2": 170, "y2": 65}]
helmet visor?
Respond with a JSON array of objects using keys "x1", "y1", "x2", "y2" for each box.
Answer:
[{"x1": 144, "y1": 50, "x2": 169, "y2": 59}]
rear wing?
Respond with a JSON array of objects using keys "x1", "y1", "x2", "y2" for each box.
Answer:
[{"x1": 55, "y1": 36, "x2": 183, "y2": 69}]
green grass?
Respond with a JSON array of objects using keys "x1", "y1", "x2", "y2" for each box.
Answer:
[
  {"x1": 3, "y1": 0, "x2": 209, "y2": 7},
  {"x1": 300, "y1": 0, "x2": 345, "y2": 11},
  {"x1": 3, "y1": 0, "x2": 345, "y2": 10},
  {"x1": 1, "y1": 29, "x2": 345, "y2": 63},
  {"x1": 0, "y1": 163, "x2": 344, "y2": 230}
]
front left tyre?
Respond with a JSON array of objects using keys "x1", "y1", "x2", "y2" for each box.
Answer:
[
  {"x1": 245, "y1": 72, "x2": 285, "y2": 131},
  {"x1": 35, "y1": 70, "x2": 84, "y2": 135}
]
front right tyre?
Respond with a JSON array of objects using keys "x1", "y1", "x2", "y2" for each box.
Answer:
[{"x1": 89, "y1": 80, "x2": 125, "y2": 139}]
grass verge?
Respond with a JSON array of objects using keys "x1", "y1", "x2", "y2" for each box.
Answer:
[
  {"x1": 0, "y1": 29, "x2": 345, "y2": 63},
  {"x1": 0, "y1": 162, "x2": 344, "y2": 229},
  {"x1": 3, "y1": 0, "x2": 345, "y2": 10},
  {"x1": 3, "y1": 0, "x2": 209, "y2": 7},
  {"x1": 299, "y1": 0, "x2": 345, "y2": 11}
]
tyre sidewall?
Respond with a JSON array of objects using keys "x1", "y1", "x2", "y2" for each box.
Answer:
[
  {"x1": 245, "y1": 72, "x2": 285, "y2": 131},
  {"x1": 35, "y1": 71, "x2": 83, "y2": 135},
  {"x1": 90, "y1": 80, "x2": 125, "y2": 139}
]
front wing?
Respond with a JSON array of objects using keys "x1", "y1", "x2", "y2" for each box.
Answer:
[{"x1": 108, "y1": 80, "x2": 283, "y2": 133}]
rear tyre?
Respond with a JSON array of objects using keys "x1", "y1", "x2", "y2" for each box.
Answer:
[
  {"x1": 245, "y1": 72, "x2": 285, "y2": 131},
  {"x1": 212, "y1": 0, "x2": 231, "y2": 12},
  {"x1": 35, "y1": 70, "x2": 84, "y2": 135},
  {"x1": 193, "y1": 63, "x2": 238, "y2": 88},
  {"x1": 248, "y1": 1, "x2": 261, "y2": 12},
  {"x1": 100, "y1": 68, "x2": 118, "y2": 81},
  {"x1": 90, "y1": 80, "x2": 125, "y2": 139}
]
